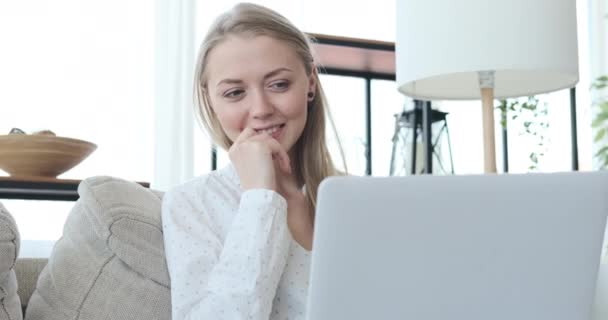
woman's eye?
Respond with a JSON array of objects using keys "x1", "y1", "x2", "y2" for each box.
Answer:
[
  {"x1": 270, "y1": 80, "x2": 289, "y2": 90},
  {"x1": 224, "y1": 89, "x2": 244, "y2": 98}
]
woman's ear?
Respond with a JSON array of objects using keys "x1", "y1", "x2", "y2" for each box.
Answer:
[{"x1": 307, "y1": 70, "x2": 317, "y2": 98}]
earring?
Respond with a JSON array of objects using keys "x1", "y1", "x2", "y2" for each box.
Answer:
[{"x1": 307, "y1": 92, "x2": 314, "y2": 101}]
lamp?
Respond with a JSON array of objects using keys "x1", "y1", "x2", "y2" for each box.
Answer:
[{"x1": 396, "y1": 0, "x2": 579, "y2": 173}]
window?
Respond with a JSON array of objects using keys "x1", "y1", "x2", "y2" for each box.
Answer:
[
  {"x1": 371, "y1": 79, "x2": 410, "y2": 176},
  {"x1": 1, "y1": 0, "x2": 155, "y2": 255},
  {"x1": 321, "y1": 75, "x2": 367, "y2": 175}
]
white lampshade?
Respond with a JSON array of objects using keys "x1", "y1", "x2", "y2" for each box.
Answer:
[{"x1": 396, "y1": 0, "x2": 579, "y2": 100}]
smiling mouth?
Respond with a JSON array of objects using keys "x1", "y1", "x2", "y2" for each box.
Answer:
[
  {"x1": 254, "y1": 124, "x2": 285, "y2": 135},
  {"x1": 253, "y1": 124, "x2": 285, "y2": 140}
]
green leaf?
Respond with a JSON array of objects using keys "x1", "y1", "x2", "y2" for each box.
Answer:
[
  {"x1": 529, "y1": 153, "x2": 538, "y2": 163},
  {"x1": 595, "y1": 146, "x2": 608, "y2": 159},
  {"x1": 592, "y1": 112, "x2": 608, "y2": 127},
  {"x1": 592, "y1": 76, "x2": 608, "y2": 90},
  {"x1": 602, "y1": 156, "x2": 608, "y2": 169},
  {"x1": 595, "y1": 129, "x2": 607, "y2": 142},
  {"x1": 594, "y1": 75, "x2": 608, "y2": 82},
  {"x1": 595, "y1": 75, "x2": 608, "y2": 83}
]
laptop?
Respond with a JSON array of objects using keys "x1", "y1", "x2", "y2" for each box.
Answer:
[{"x1": 306, "y1": 172, "x2": 608, "y2": 320}]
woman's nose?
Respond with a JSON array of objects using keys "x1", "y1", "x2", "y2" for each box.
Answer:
[{"x1": 250, "y1": 91, "x2": 274, "y2": 118}]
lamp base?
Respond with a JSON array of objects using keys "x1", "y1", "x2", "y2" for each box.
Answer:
[{"x1": 481, "y1": 87, "x2": 497, "y2": 173}]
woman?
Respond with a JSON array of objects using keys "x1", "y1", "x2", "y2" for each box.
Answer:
[{"x1": 162, "y1": 3, "x2": 345, "y2": 319}]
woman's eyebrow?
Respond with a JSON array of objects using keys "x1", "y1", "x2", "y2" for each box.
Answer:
[
  {"x1": 216, "y1": 78, "x2": 243, "y2": 87},
  {"x1": 263, "y1": 67, "x2": 293, "y2": 79},
  {"x1": 216, "y1": 68, "x2": 294, "y2": 87}
]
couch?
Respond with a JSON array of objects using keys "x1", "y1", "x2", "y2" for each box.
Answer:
[{"x1": 1, "y1": 176, "x2": 171, "y2": 320}]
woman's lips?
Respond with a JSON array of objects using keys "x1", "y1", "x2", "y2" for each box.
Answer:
[{"x1": 255, "y1": 124, "x2": 285, "y2": 139}]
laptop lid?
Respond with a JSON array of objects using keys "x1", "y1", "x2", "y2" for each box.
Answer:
[{"x1": 307, "y1": 172, "x2": 608, "y2": 320}]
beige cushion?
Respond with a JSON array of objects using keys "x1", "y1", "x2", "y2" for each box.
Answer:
[
  {"x1": 25, "y1": 176, "x2": 170, "y2": 320},
  {"x1": 14, "y1": 258, "x2": 46, "y2": 312},
  {"x1": 0, "y1": 202, "x2": 22, "y2": 320}
]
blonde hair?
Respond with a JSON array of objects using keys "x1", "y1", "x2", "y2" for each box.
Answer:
[{"x1": 194, "y1": 2, "x2": 346, "y2": 210}]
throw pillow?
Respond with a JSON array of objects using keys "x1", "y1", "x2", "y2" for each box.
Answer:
[
  {"x1": 25, "y1": 176, "x2": 170, "y2": 320},
  {"x1": 0, "y1": 201, "x2": 22, "y2": 320}
]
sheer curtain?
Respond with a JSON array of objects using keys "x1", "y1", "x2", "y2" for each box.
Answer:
[{"x1": 153, "y1": 0, "x2": 196, "y2": 191}]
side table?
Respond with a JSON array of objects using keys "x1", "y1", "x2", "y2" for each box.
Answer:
[{"x1": 0, "y1": 176, "x2": 150, "y2": 201}]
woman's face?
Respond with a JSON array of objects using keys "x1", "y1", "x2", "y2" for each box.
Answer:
[{"x1": 205, "y1": 35, "x2": 315, "y2": 154}]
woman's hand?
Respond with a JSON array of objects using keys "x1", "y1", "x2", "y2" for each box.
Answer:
[
  {"x1": 229, "y1": 127, "x2": 314, "y2": 250},
  {"x1": 229, "y1": 127, "x2": 292, "y2": 191}
]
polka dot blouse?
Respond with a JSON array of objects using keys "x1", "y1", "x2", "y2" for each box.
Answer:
[{"x1": 162, "y1": 163, "x2": 311, "y2": 320}]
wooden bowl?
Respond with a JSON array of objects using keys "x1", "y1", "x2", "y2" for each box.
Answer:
[{"x1": 0, "y1": 135, "x2": 97, "y2": 178}]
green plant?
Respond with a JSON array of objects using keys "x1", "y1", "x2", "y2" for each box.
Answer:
[
  {"x1": 496, "y1": 96, "x2": 549, "y2": 171},
  {"x1": 591, "y1": 75, "x2": 608, "y2": 168}
]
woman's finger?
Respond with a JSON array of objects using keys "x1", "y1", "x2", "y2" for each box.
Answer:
[
  {"x1": 247, "y1": 133, "x2": 291, "y2": 174},
  {"x1": 266, "y1": 138, "x2": 292, "y2": 174},
  {"x1": 232, "y1": 126, "x2": 257, "y2": 145}
]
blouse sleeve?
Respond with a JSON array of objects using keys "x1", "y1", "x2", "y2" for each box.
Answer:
[{"x1": 162, "y1": 183, "x2": 291, "y2": 320}]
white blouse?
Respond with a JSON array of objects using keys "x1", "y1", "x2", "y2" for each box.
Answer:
[{"x1": 161, "y1": 163, "x2": 311, "y2": 320}]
